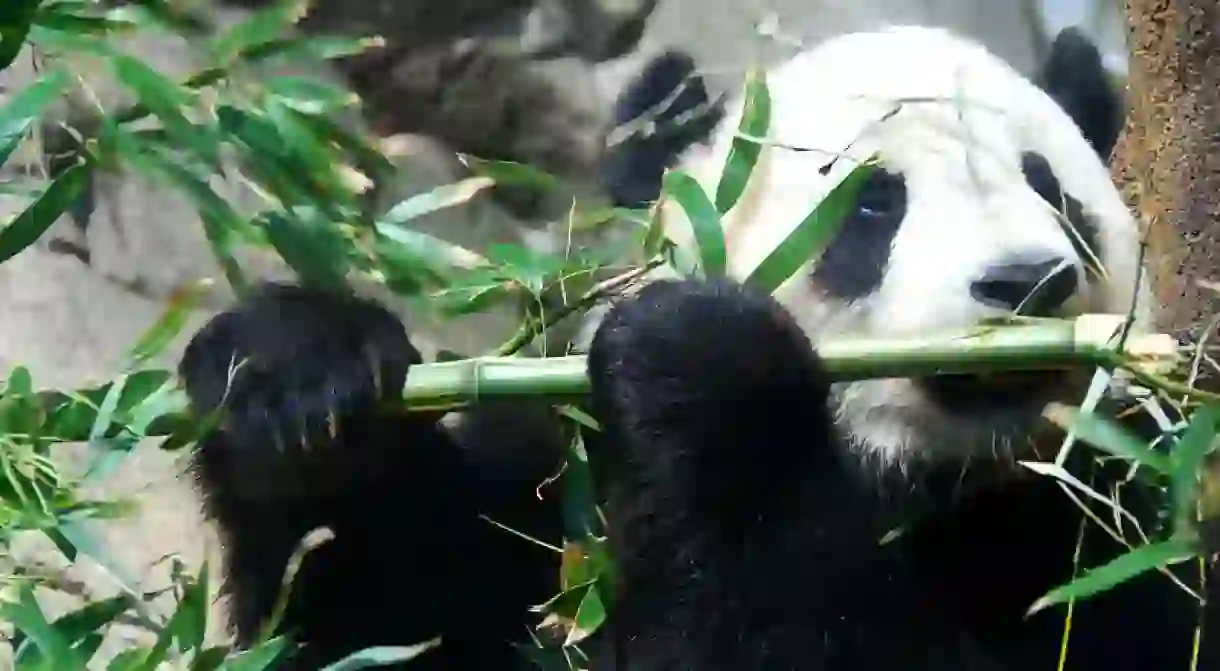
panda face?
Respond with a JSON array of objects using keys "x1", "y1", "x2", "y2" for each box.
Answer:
[{"x1": 667, "y1": 26, "x2": 1148, "y2": 465}]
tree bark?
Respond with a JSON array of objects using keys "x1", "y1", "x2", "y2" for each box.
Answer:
[{"x1": 1110, "y1": 0, "x2": 1220, "y2": 343}]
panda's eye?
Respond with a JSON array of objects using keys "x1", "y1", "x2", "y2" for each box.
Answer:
[{"x1": 854, "y1": 169, "x2": 907, "y2": 217}]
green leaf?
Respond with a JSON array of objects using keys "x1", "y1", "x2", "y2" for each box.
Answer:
[
  {"x1": 662, "y1": 170, "x2": 724, "y2": 277},
  {"x1": 262, "y1": 98, "x2": 348, "y2": 189},
  {"x1": 14, "y1": 594, "x2": 135, "y2": 667},
  {"x1": 428, "y1": 278, "x2": 516, "y2": 316},
  {"x1": 111, "y1": 52, "x2": 191, "y2": 109},
  {"x1": 260, "y1": 211, "x2": 352, "y2": 290},
  {"x1": 128, "y1": 570, "x2": 213, "y2": 671},
  {"x1": 0, "y1": 0, "x2": 44, "y2": 70},
  {"x1": 381, "y1": 177, "x2": 496, "y2": 226},
  {"x1": 560, "y1": 433, "x2": 601, "y2": 541},
  {"x1": 1171, "y1": 403, "x2": 1220, "y2": 531},
  {"x1": 166, "y1": 564, "x2": 210, "y2": 655},
  {"x1": 38, "y1": 369, "x2": 176, "y2": 443},
  {"x1": 265, "y1": 76, "x2": 359, "y2": 115},
  {"x1": 317, "y1": 640, "x2": 443, "y2": 671},
  {"x1": 110, "y1": 0, "x2": 212, "y2": 37},
  {"x1": 33, "y1": 3, "x2": 139, "y2": 35},
  {"x1": 275, "y1": 34, "x2": 381, "y2": 61},
  {"x1": 216, "y1": 637, "x2": 293, "y2": 671},
  {"x1": 291, "y1": 111, "x2": 394, "y2": 182},
  {"x1": 117, "y1": 135, "x2": 250, "y2": 292},
  {"x1": 1027, "y1": 537, "x2": 1196, "y2": 615},
  {"x1": 1042, "y1": 403, "x2": 1173, "y2": 473},
  {"x1": 208, "y1": 0, "x2": 304, "y2": 64},
  {"x1": 373, "y1": 223, "x2": 490, "y2": 292},
  {"x1": 0, "y1": 68, "x2": 70, "y2": 168},
  {"x1": 125, "y1": 280, "x2": 208, "y2": 368},
  {"x1": 0, "y1": 162, "x2": 90, "y2": 265},
  {"x1": 106, "y1": 647, "x2": 155, "y2": 670},
  {"x1": 110, "y1": 53, "x2": 218, "y2": 166},
  {"x1": 745, "y1": 159, "x2": 877, "y2": 294},
  {"x1": 217, "y1": 106, "x2": 342, "y2": 216},
  {"x1": 566, "y1": 583, "x2": 607, "y2": 646},
  {"x1": 464, "y1": 157, "x2": 563, "y2": 193},
  {"x1": 7, "y1": 365, "x2": 33, "y2": 395},
  {"x1": 715, "y1": 67, "x2": 770, "y2": 213},
  {"x1": 486, "y1": 243, "x2": 567, "y2": 295},
  {"x1": 0, "y1": 583, "x2": 89, "y2": 668},
  {"x1": 190, "y1": 646, "x2": 234, "y2": 671}
]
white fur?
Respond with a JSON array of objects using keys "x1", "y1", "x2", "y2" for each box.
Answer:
[{"x1": 653, "y1": 26, "x2": 1152, "y2": 464}]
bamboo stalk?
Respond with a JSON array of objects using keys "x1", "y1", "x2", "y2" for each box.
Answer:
[{"x1": 401, "y1": 315, "x2": 1180, "y2": 411}]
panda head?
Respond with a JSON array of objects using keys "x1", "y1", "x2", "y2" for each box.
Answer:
[{"x1": 644, "y1": 26, "x2": 1142, "y2": 466}]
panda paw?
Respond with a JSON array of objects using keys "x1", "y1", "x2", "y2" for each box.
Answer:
[
  {"x1": 587, "y1": 278, "x2": 836, "y2": 452},
  {"x1": 179, "y1": 282, "x2": 419, "y2": 454}
]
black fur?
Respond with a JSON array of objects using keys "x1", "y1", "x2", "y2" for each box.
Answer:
[
  {"x1": 181, "y1": 284, "x2": 566, "y2": 669},
  {"x1": 1036, "y1": 26, "x2": 1125, "y2": 161},
  {"x1": 810, "y1": 167, "x2": 908, "y2": 300},
  {"x1": 599, "y1": 50, "x2": 725, "y2": 208},
  {"x1": 1021, "y1": 151, "x2": 1103, "y2": 272},
  {"x1": 182, "y1": 278, "x2": 1217, "y2": 670}
]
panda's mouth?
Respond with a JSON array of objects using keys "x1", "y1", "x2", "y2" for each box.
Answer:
[{"x1": 916, "y1": 371, "x2": 1072, "y2": 415}]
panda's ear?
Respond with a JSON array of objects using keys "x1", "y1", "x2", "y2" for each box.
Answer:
[{"x1": 1035, "y1": 26, "x2": 1125, "y2": 161}]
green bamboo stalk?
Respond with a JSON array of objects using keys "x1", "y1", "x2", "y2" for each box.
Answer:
[{"x1": 402, "y1": 314, "x2": 1179, "y2": 411}]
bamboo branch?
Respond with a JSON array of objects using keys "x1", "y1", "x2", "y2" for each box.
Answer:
[
  {"x1": 26, "y1": 314, "x2": 1181, "y2": 448},
  {"x1": 400, "y1": 314, "x2": 1180, "y2": 411}
]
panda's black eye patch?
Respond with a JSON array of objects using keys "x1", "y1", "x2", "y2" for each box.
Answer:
[
  {"x1": 810, "y1": 168, "x2": 907, "y2": 301},
  {"x1": 1020, "y1": 152, "x2": 1101, "y2": 270}
]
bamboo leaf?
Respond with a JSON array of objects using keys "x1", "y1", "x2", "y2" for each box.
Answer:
[
  {"x1": 166, "y1": 564, "x2": 210, "y2": 655},
  {"x1": 0, "y1": 68, "x2": 70, "y2": 168},
  {"x1": 262, "y1": 97, "x2": 350, "y2": 194},
  {"x1": 215, "y1": 637, "x2": 293, "y2": 670},
  {"x1": 715, "y1": 67, "x2": 770, "y2": 213},
  {"x1": 208, "y1": 0, "x2": 305, "y2": 64},
  {"x1": 13, "y1": 594, "x2": 136, "y2": 667},
  {"x1": 0, "y1": 583, "x2": 89, "y2": 668},
  {"x1": 380, "y1": 177, "x2": 496, "y2": 226},
  {"x1": 33, "y1": 3, "x2": 139, "y2": 35},
  {"x1": 0, "y1": 162, "x2": 90, "y2": 265},
  {"x1": 110, "y1": 53, "x2": 219, "y2": 166},
  {"x1": 317, "y1": 640, "x2": 443, "y2": 671},
  {"x1": 464, "y1": 157, "x2": 562, "y2": 193},
  {"x1": 1043, "y1": 403, "x2": 1173, "y2": 473},
  {"x1": 125, "y1": 280, "x2": 209, "y2": 368},
  {"x1": 662, "y1": 169, "x2": 724, "y2": 277},
  {"x1": 565, "y1": 583, "x2": 607, "y2": 646},
  {"x1": 1171, "y1": 403, "x2": 1220, "y2": 531},
  {"x1": 108, "y1": 0, "x2": 212, "y2": 36},
  {"x1": 217, "y1": 106, "x2": 342, "y2": 216},
  {"x1": 428, "y1": 279, "x2": 516, "y2": 317},
  {"x1": 561, "y1": 432, "x2": 601, "y2": 540},
  {"x1": 1027, "y1": 537, "x2": 1196, "y2": 615},
  {"x1": 39, "y1": 369, "x2": 176, "y2": 444},
  {"x1": 373, "y1": 223, "x2": 490, "y2": 286},
  {"x1": 116, "y1": 135, "x2": 250, "y2": 292},
  {"x1": 745, "y1": 159, "x2": 876, "y2": 294},
  {"x1": 292, "y1": 111, "x2": 394, "y2": 180},
  {"x1": 265, "y1": 76, "x2": 359, "y2": 115},
  {"x1": 0, "y1": 0, "x2": 44, "y2": 70},
  {"x1": 260, "y1": 211, "x2": 352, "y2": 290}
]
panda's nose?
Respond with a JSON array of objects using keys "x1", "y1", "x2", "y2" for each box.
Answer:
[{"x1": 970, "y1": 255, "x2": 1078, "y2": 315}]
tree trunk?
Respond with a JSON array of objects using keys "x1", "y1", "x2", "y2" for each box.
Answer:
[{"x1": 1110, "y1": 0, "x2": 1220, "y2": 345}]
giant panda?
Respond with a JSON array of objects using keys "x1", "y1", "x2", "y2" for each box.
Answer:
[{"x1": 176, "y1": 24, "x2": 1218, "y2": 671}]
